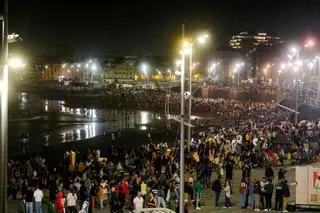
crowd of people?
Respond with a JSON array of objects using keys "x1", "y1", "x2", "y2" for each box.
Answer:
[
  {"x1": 8, "y1": 115, "x2": 318, "y2": 213},
  {"x1": 8, "y1": 85, "x2": 320, "y2": 213},
  {"x1": 44, "y1": 84, "x2": 286, "y2": 122}
]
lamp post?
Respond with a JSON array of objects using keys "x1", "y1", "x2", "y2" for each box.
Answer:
[
  {"x1": 295, "y1": 52, "x2": 300, "y2": 126},
  {"x1": 187, "y1": 33, "x2": 208, "y2": 150},
  {"x1": 234, "y1": 62, "x2": 244, "y2": 89},
  {"x1": 290, "y1": 39, "x2": 315, "y2": 125},
  {"x1": 179, "y1": 24, "x2": 185, "y2": 213},
  {"x1": 142, "y1": 63, "x2": 148, "y2": 82},
  {"x1": 91, "y1": 63, "x2": 97, "y2": 83},
  {"x1": 1, "y1": 0, "x2": 8, "y2": 212},
  {"x1": 188, "y1": 43, "x2": 193, "y2": 151}
]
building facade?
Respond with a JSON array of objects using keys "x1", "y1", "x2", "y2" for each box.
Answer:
[
  {"x1": 229, "y1": 31, "x2": 283, "y2": 78},
  {"x1": 229, "y1": 31, "x2": 283, "y2": 50}
]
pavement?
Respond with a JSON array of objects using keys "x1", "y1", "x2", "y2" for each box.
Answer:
[{"x1": 8, "y1": 166, "x2": 302, "y2": 213}]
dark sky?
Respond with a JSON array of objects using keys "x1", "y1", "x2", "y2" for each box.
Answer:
[{"x1": 5, "y1": 0, "x2": 320, "y2": 57}]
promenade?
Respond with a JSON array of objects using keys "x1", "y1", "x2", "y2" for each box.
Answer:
[{"x1": 7, "y1": 166, "x2": 301, "y2": 213}]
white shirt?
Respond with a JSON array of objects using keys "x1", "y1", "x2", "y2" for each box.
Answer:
[
  {"x1": 82, "y1": 201, "x2": 89, "y2": 210},
  {"x1": 67, "y1": 192, "x2": 77, "y2": 207},
  {"x1": 33, "y1": 189, "x2": 43, "y2": 202},
  {"x1": 133, "y1": 196, "x2": 144, "y2": 209},
  {"x1": 224, "y1": 185, "x2": 231, "y2": 198},
  {"x1": 74, "y1": 182, "x2": 81, "y2": 191}
]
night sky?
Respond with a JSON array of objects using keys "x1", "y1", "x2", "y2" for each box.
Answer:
[{"x1": 5, "y1": 0, "x2": 320, "y2": 57}]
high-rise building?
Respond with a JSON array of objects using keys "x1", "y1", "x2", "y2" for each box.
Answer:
[
  {"x1": 229, "y1": 31, "x2": 283, "y2": 50},
  {"x1": 229, "y1": 31, "x2": 283, "y2": 78}
]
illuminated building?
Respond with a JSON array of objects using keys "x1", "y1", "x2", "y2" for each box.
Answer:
[
  {"x1": 229, "y1": 31, "x2": 283, "y2": 49},
  {"x1": 229, "y1": 31, "x2": 283, "y2": 78}
]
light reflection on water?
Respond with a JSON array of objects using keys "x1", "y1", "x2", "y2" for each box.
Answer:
[{"x1": 13, "y1": 93, "x2": 163, "y2": 145}]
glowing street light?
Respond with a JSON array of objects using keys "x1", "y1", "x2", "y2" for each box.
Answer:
[
  {"x1": 182, "y1": 40, "x2": 192, "y2": 54},
  {"x1": 308, "y1": 62, "x2": 314, "y2": 69},
  {"x1": 290, "y1": 46, "x2": 298, "y2": 54},
  {"x1": 233, "y1": 62, "x2": 245, "y2": 88},
  {"x1": 197, "y1": 34, "x2": 209, "y2": 44},
  {"x1": 91, "y1": 63, "x2": 97, "y2": 71},
  {"x1": 141, "y1": 63, "x2": 149, "y2": 81},
  {"x1": 8, "y1": 57, "x2": 24, "y2": 68},
  {"x1": 305, "y1": 39, "x2": 315, "y2": 48},
  {"x1": 295, "y1": 60, "x2": 303, "y2": 66},
  {"x1": 142, "y1": 63, "x2": 148, "y2": 73}
]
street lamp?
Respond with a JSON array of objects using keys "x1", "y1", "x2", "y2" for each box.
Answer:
[
  {"x1": 305, "y1": 39, "x2": 315, "y2": 48},
  {"x1": 8, "y1": 57, "x2": 24, "y2": 68},
  {"x1": 90, "y1": 63, "x2": 98, "y2": 82},
  {"x1": 209, "y1": 62, "x2": 220, "y2": 80},
  {"x1": 197, "y1": 34, "x2": 209, "y2": 44},
  {"x1": 289, "y1": 39, "x2": 315, "y2": 125},
  {"x1": 234, "y1": 62, "x2": 245, "y2": 88},
  {"x1": 141, "y1": 63, "x2": 149, "y2": 81},
  {"x1": 91, "y1": 63, "x2": 97, "y2": 71},
  {"x1": 185, "y1": 33, "x2": 209, "y2": 151}
]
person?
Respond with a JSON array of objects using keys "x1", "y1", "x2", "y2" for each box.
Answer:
[
  {"x1": 166, "y1": 183, "x2": 178, "y2": 211},
  {"x1": 17, "y1": 197, "x2": 26, "y2": 213},
  {"x1": 239, "y1": 178, "x2": 248, "y2": 209},
  {"x1": 47, "y1": 200, "x2": 55, "y2": 213},
  {"x1": 254, "y1": 180, "x2": 262, "y2": 211},
  {"x1": 55, "y1": 191, "x2": 65, "y2": 213},
  {"x1": 265, "y1": 165, "x2": 274, "y2": 181},
  {"x1": 242, "y1": 160, "x2": 251, "y2": 179},
  {"x1": 141, "y1": 180, "x2": 147, "y2": 198},
  {"x1": 109, "y1": 187, "x2": 119, "y2": 213},
  {"x1": 211, "y1": 175, "x2": 222, "y2": 208},
  {"x1": 133, "y1": 191, "x2": 144, "y2": 210},
  {"x1": 118, "y1": 186, "x2": 126, "y2": 213},
  {"x1": 96, "y1": 185, "x2": 104, "y2": 209},
  {"x1": 34, "y1": 185, "x2": 44, "y2": 213},
  {"x1": 278, "y1": 168, "x2": 286, "y2": 180},
  {"x1": 264, "y1": 179, "x2": 274, "y2": 212},
  {"x1": 66, "y1": 188, "x2": 78, "y2": 213},
  {"x1": 282, "y1": 180, "x2": 290, "y2": 212},
  {"x1": 25, "y1": 186, "x2": 34, "y2": 213},
  {"x1": 81, "y1": 196, "x2": 92, "y2": 213},
  {"x1": 117, "y1": 179, "x2": 129, "y2": 197},
  {"x1": 186, "y1": 179, "x2": 194, "y2": 202},
  {"x1": 194, "y1": 177, "x2": 203, "y2": 210},
  {"x1": 225, "y1": 155, "x2": 234, "y2": 181},
  {"x1": 224, "y1": 180, "x2": 232, "y2": 208},
  {"x1": 260, "y1": 177, "x2": 267, "y2": 210},
  {"x1": 89, "y1": 182, "x2": 97, "y2": 209},
  {"x1": 275, "y1": 180, "x2": 283, "y2": 211},
  {"x1": 148, "y1": 191, "x2": 157, "y2": 208},
  {"x1": 248, "y1": 179, "x2": 255, "y2": 209},
  {"x1": 157, "y1": 185, "x2": 166, "y2": 208}
]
